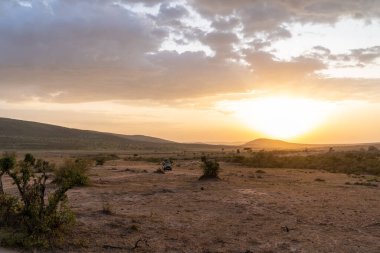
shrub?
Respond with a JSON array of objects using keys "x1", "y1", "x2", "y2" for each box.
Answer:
[
  {"x1": 90, "y1": 154, "x2": 120, "y2": 166},
  {"x1": 34, "y1": 158, "x2": 55, "y2": 173},
  {"x1": 54, "y1": 159, "x2": 91, "y2": 187},
  {"x1": 102, "y1": 202, "x2": 113, "y2": 215},
  {"x1": 0, "y1": 153, "x2": 77, "y2": 249},
  {"x1": 129, "y1": 224, "x2": 138, "y2": 232},
  {"x1": 24, "y1": 153, "x2": 36, "y2": 165},
  {"x1": 95, "y1": 157, "x2": 106, "y2": 166},
  {"x1": 0, "y1": 194, "x2": 20, "y2": 227},
  {"x1": 199, "y1": 156, "x2": 220, "y2": 180}
]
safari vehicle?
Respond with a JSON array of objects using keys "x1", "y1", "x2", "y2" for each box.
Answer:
[{"x1": 162, "y1": 159, "x2": 172, "y2": 171}]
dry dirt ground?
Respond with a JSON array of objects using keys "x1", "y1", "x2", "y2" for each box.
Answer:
[{"x1": 2, "y1": 159, "x2": 380, "y2": 253}]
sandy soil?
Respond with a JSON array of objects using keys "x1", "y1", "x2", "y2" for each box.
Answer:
[{"x1": 2, "y1": 159, "x2": 380, "y2": 253}]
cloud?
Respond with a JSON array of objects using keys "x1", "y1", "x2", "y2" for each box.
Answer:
[
  {"x1": 312, "y1": 46, "x2": 331, "y2": 55},
  {"x1": 0, "y1": 1, "x2": 164, "y2": 67},
  {"x1": 159, "y1": 3, "x2": 189, "y2": 20},
  {"x1": 200, "y1": 31, "x2": 239, "y2": 58},
  {"x1": 192, "y1": 0, "x2": 380, "y2": 24},
  {"x1": 0, "y1": 0, "x2": 379, "y2": 104},
  {"x1": 246, "y1": 51, "x2": 325, "y2": 83},
  {"x1": 350, "y1": 46, "x2": 380, "y2": 64},
  {"x1": 308, "y1": 45, "x2": 380, "y2": 68}
]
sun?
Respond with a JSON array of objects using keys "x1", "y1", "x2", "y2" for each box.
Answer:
[{"x1": 218, "y1": 96, "x2": 334, "y2": 140}]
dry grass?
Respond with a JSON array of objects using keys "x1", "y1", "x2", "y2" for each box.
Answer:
[{"x1": 2, "y1": 155, "x2": 380, "y2": 253}]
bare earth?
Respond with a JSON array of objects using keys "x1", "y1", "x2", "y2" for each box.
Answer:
[{"x1": 2, "y1": 159, "x2": 380, "y2": 253}]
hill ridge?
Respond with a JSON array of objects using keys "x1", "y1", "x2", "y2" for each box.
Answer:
[
  {"x1": 243, "y1": 138, "x2": 322, "y2": 150},
  {"x1": 0, "y1": 117, "x2": 174, "y2": 150}
]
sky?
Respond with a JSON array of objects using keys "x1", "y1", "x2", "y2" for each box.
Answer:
[{"x1": 0, "y1": 0, "x2": 380, "y2": 144}]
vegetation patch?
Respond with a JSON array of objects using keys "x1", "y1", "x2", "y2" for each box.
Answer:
[
  {"x1": 90, "y1": 154, "x2": 120, "y2": 166},
  {"x1": 199, "y1": 156, "x2": 220, "y2": 180},
  {"x1": 353, "y1": 181, "x2": 378, "y2": 187},
  {"x1": 224, "y1": 150, "x2": 380, "y2": 175},
  {"x1": 345, "y1": 181, "x2": 378, "y2": 187},
  {"x1": 54, "y1": 159, "x2": 91, "y2": 187},
  {"x1": 125, "y1": 156, "x2": 168, "y2": 163},
  {"x1": 102, "y1": 202, "x2": 114, "y2": 215},
  {"x1": 0, "y1": 153, "x2": 90, "y2": 249}
]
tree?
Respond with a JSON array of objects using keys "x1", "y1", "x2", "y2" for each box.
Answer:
[{"x1": 0, "y1": 153, "x2": 88, "y2": 248}]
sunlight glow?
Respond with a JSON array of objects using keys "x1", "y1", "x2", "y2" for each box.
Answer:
[{"x1": 217, "y1": 97, "x2": 335, "y2": 140}]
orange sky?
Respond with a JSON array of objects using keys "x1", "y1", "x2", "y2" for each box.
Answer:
[{"x1": 1, "y1": 1, "x2": 380, "y2": 144}]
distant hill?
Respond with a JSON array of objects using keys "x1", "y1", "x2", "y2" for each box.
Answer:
[
  {"x1": 4, "y1": 117, "x2": 378, "y2": 152},
  {"x1": 243, "y1": 138, "x2": 380, "y2": 151},
  {"x1": 114, "y1": 134, "x2": 175, "y2": 144},
  {"x1": 242, "y1": 138, "x2": 315, "y2": 150},
  {"x1": 0, "y1": 117, "x2": 176, "y2": 150}
]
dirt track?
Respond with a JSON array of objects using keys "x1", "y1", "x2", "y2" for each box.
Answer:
[{"x1": 2, "y1": 159, "x2": 380, "y2": 252}]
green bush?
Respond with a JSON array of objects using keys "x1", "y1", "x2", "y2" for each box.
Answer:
[
  {"x1": 54, "y1": 159, "x2": 91, "y2": 187},
  {"x1": 34, "y1": 158, "x2": 55, "y2": 173},
  {"x1": 0, "y1": 194, "x2": 20, "y2": 227},
  {"x1": 199, "y1": 156, "x2": 220, "y2": 180},
  {"x1": 23, "y1": 153, "x2": 36, "y2": 166},
  {"x1": 0, "y1": 153, "x2": 79, "y2": 249},
  {"x1": 90, "y1": 154, "x2": 120, "y2": 166}
]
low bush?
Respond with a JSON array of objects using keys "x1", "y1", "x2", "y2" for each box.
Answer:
[
  {"x1": 54, "y1": 159, "x2": 91, "y2": 187},
  {"x1": 95, "y1": 157, "x2": 106, "y2": 166},
  {"x1": 102, "y1": 202, "x2": 113, "y2": 215},
  {"x1": 81, "y1": 153, "x2": 119, "y2": 166},
  {"x1": 199, "y1": 156, "x2": 220, "y2": 180},
  {"x1": 34, "y1": 158, "x2": 55, "y2": 173},
  {"x1": 0, "y1": 194, "x2": 20, "y2": 227}
]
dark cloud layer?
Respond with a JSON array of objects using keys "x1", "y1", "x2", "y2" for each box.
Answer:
[{"x1": 0, "y1": 0, "x2": 379, "y2": 103}]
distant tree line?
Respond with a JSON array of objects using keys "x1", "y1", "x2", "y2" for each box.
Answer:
[{"x1": 224, "y1": 148, "x2": 380, "y2": 175}]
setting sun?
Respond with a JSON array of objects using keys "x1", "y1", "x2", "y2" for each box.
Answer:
[{"x1": 218, "y1": 97, "x2": 335, "y2": 140}]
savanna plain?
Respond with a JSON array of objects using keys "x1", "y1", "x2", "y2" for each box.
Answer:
[{"x1": 1, "y1": 150, "x2": 379, "y2": 253}]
